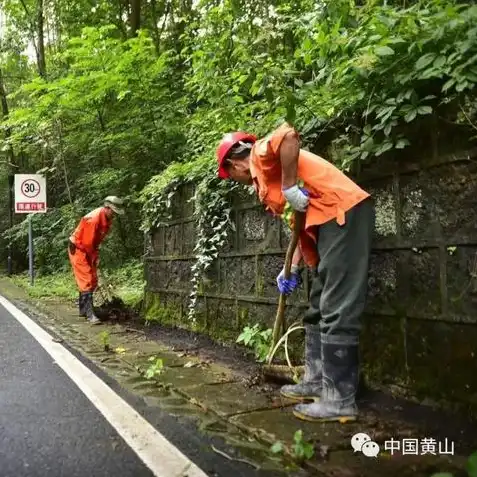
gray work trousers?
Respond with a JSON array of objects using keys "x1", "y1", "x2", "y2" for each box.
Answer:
[{"x1": 303, "y1": 197, "x2": 375, "y2": 344}]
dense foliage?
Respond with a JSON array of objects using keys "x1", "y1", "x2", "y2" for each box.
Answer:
[{"x1": 0, "y1": 0, "x2": 476, "y2": 313}]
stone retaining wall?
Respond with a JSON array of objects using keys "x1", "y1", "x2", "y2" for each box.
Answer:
[{"x1": 144, "y1": 122, "x2": 477, "y2": 413}]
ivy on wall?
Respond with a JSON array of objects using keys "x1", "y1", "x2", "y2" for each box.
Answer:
[{"x1": 138, "y1": 0, "x2": 477, "y2": 320}]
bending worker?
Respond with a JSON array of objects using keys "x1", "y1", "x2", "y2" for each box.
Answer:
[
  {"x1": 68, "y1": 196, "x2": 125, "y2": 325},
  {"x1": 216, "y1": 123, "x2": 375, "y2": 422}
]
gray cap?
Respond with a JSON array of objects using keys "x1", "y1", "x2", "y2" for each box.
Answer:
[{"x1": 104, "y1": 196, "x2": 125, "y2": 215}]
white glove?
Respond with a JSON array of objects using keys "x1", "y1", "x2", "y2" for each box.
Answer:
[{"x1": 283, "y1": 185, "x2": 309, "y2": 212}]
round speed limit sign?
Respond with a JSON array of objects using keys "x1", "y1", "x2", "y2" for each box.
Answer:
[{"x1": 21, "y1": 179, "x2": 41, "y2": 198}]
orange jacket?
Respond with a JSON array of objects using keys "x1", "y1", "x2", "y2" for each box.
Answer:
[
  {"x1": 249, "y1": 123, "x2": 370, "y2": 267},
  {"x1": 69, "y1": 207, "x2": 112, "y2": 258}
]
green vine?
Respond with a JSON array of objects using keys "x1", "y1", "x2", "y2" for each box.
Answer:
[
  {"x1": 187, "y1": 176, "x2": 242, "y2": 322},
  {"x1": 139, "y1": 154, "x2": 245, "y2": 321}
]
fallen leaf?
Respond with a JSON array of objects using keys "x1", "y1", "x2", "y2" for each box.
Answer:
[
  {"x1": 184, "y1": 361, "x2": 196, "y2": 368},
  {"x1": 115, "y1": 347, "x2": 127, "y2": 354}
]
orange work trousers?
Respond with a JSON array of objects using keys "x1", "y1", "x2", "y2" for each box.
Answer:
[{"x1": 68, "y1": 244, "x2": 98, "y2": 292}]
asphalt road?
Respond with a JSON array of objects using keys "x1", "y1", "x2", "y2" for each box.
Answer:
[
  {"x1": 0, "y1": 300, "x2": 156, "y2": 477},
  {"x1": 0, "y1": 297, "x2": 289, "y2": 477}
]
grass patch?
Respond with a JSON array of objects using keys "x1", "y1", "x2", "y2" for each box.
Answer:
[
  {"x1": 11, "y1": 271, "x2": 77, "y2": 300},
  {"x1": 11, "y1": 260, "x2": 145, "y2": 307},
  {"x1": 100, "y1": 260, "x2": 145, "y2": 307}
]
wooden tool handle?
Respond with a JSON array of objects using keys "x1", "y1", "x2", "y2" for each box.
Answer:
[{"x1": 269, "y1": 211, "x2": 306, "y2": 361}]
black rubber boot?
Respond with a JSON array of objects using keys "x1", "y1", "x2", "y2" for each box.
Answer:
[
  {"x1": 84, "y1": 292, "x2": 101, "y2": 325},
  {"x1": 79, "y1": 292, "x2": 87, "y2": 318},
  {"x1": 293, "y1": 335, "x2": 359, "y2": 422},
  {"x1": 280, "y1": 323, "x2": 322, "y2": 401}
]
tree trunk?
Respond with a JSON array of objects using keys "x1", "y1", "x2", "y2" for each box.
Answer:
[
  {"x1": 129, "y1": 0, "x2": 141, "y2": 36},
  {"x1": 0, "y1": 68, "x2": 18, "y2": 275},
  {"x1": 149, "y1": 0, "x2": 161, "y2": 55},
  {"x1": 37, "y1": 0, "x2": 47, "y2": 77},
  {"x1": 0, "y1": 69, "x2": 16, "y2": 169}
]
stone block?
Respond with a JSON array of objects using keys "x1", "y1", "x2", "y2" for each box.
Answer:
[
  {"x1": 219, "y1": 210, "x2": 237, "y2": 253},
  {"x1": 367, "y1": 251, "x2": 399, "y2": 315},
  {"x1": 361, "y1": 314, "x2": 407, "y2": 386},
  {"x1": 144, "y1": 232, "x2": 153, "y2": 257},
  {"x1": 182, "y1": 221, "x2": 196, "y2": 254},
  {"x1": 151, "y1": 227, "x2": 165, "y2": 256},
  {"x1": 256, "y1": 254, "x2": 282, "y2": 298},
  {"x1": 166, "y1": 260, "x2": 192, "y2": 291},
  {"x1": 179, "y1": 382, "x2": 274, "y2": 417},
  {"x1": 429, "y1": 162, "x2": 477, "y2": 241},
  {"x1": 239, "y1": 302, "x2": 277, "y2": 330},
  {"x1": 400, "y1": 172, "x2": 435, "y2": 241},
  {"x1": 206, "y1": 298, "x2": 239, "y2": 341},
  {"x1": 401, "y1": 162, "x2": 477, "y2": 242},
  {"x1": 181, "y1": 294, "x2": 207, "y2": 328},
  {"x1": 152, "y1": 365, "x2": 232, "y2": 388},
  {"x1": 145, "y1": 260, "x2": 167, "y2": 290},
  {"x1": 168, "y1": 191, "x2": 183, "y2": 221},
  {"x1": 280, "y1": 219, "x2": 292, "y2": 249},
  {"x1": 229, "y1": 406, "x2": 416, "y2": 451},
  {"x1": 219, "y1": 257, "x2": 255, "y2": 296},
  {"x1": 164, "y1": 224, "x2": 183, "y2": 256},
  {"x1": 368, "y1": 179, "x2": 399, "y2": 247},
  {"x1": 238, "y1": 208, "x2": 266, "y2": 252},
  {"x1": 166, "y1": 292, "x2": 184, "y2": 321},
  {"x1": 181, "y1": 183, "x2": 196, "y2": 218},
  {"x1": 406, "y1": 318, "x2": 477, "y2": 407},
  {"x1": 201, "y1": 259, "x2": 220, "y2": 294},
  {"x1": 400, "y1": 249, "x2": 441, "y2": 318},
  {"x1": 446, "y1": 246, "x2": 477, "y2": 322},
  {"x1": 264, "y1": 214, "x2": 281, "y2": 250}
]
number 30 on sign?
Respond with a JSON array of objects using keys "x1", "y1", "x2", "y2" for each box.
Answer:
[{"x1": 14, "y1": 174, "x2": 47, "y2": 214}]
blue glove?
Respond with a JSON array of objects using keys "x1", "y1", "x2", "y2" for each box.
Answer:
[{"x1": 277, "y1": 265, "x2": 302, "y2": 295}]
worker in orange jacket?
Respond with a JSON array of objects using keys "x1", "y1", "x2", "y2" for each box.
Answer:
[
  {"x1": 68, "y1": 196, "x2": 125, "y2": 324},
  {"x1": 216, "y1": 123, "x2": 375, "y2": 422}
]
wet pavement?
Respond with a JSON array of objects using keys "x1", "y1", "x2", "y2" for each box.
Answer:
[{"x1": 1, "y1": 276, "x2": 476, "y2": 477}]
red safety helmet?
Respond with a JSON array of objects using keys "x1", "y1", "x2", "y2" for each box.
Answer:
[{"x1": 216, "y1": 132, "x2": 257, "y2": 179}]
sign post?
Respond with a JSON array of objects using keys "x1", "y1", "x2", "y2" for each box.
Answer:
[{"x1": 14, "y1": 174, "x2": 47, "y2": 286}]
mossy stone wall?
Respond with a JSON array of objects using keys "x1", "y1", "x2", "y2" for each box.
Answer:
[{"x1": 144, "y1": 122, "x2": 477, "y2": 413}]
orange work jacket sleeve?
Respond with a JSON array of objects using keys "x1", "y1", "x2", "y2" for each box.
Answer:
[
  {"x1": 249, "y1": 122, "x2": 370, "y2": 267},
  {"x1": 70, "y1": 207, "x2": 112, "y2": 257}
]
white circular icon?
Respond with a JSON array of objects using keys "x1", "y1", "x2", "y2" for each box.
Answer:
[
  {"x1": 351, "y1": 432, "x2": 371, "y2": 452},
  {"x1": 21, "y1": 179, "x2": 40, "y2": 198},
  {"x1": 361, "y1": 441, "x2": 380, "y2": 458}
]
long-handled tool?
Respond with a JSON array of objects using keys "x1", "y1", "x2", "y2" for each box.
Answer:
[{"x1": 267, "y1": 210, "x2": 306, "y2": 364}]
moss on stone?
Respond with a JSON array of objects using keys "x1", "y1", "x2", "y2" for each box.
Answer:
[{"x1": 144, "y1": 292, "x2": 181, "y2": 325}]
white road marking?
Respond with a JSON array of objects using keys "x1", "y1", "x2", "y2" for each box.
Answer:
[{"x1": 0, "y1": 295, "x2": 209, "y2": 477}]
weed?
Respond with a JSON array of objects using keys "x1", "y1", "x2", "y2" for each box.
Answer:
[
  {"x1": 269, "y1": 430, "x2": 315, "y2": 462},
  {"x1": 99, "y1": 331, "x2": 111, "y2": 352},
  {"x1": 145, "y1": 356, "x2": 164, "y2": 379},
  {"x1": 291, "y1": 430, "x2": 315, "y2": 461},
  {"x1": 236, "y1": 324, "x2": 272, "y2": 363}
]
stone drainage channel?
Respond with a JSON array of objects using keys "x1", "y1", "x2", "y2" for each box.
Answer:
[{"x1": 1, "y1": 278, "x2": 472, "y2": 477}]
